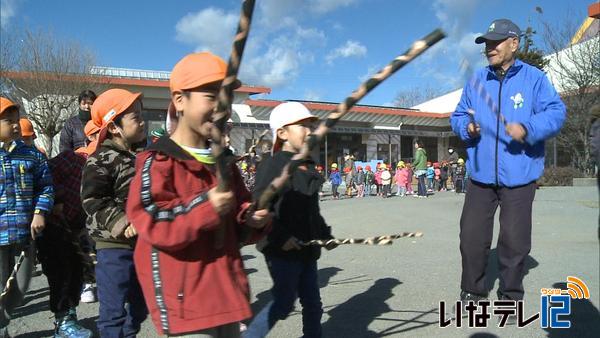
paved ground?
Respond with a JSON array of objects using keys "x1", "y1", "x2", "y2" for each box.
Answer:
[{"x1": 7, "y1": 186, "x2": 600, "y2": 337}]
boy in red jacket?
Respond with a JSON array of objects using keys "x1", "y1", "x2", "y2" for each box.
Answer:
[{"x1": 126, "y1": 52, "x2": 271, "y2": 337}]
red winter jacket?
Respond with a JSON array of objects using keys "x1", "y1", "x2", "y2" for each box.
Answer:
[{"x1": 126, "y1": 137, "x2": 267, "y2": 335}]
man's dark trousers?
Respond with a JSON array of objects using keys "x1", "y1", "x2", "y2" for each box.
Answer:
[{"x1": 459, "y1": 179, "x2": 537, "y2": 300}]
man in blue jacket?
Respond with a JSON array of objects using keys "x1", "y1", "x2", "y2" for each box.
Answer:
[{"x1": 450, "y1": 19, "x2": 565, "y2": 306}]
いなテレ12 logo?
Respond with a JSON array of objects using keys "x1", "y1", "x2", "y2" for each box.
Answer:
[{"x1": 540, "y1": 276, "x2": 590, "y2": 329}]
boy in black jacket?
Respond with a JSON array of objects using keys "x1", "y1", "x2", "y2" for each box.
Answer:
[{"x1": 245, "y1": 102, "x2": 336, "y2": 338}]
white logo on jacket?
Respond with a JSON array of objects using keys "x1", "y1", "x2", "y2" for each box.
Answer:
[{"x1": 510, "y1": 93, "x2": 524, "y2": 109}]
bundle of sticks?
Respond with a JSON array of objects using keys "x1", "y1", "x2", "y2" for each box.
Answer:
[{"x1": 300, "y1": 232, "x2": 424, "y2": 247}]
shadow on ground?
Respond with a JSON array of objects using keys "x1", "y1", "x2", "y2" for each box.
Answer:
[
  {"x1": 322, "y1": 277, "x2": 438, "y2": 337},
  {"x1": 543, "y1": 282, "x2": 600, "y2": 338},
  {"x1": 248, "y1": 266, "x2": 343, "y2": 320}
]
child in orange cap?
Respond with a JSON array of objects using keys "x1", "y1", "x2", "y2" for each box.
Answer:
[
  {"x1": 364, "y1": 164, "x2": 374, "y2": 197},
  {"x1": 1, "y1": 97, "x2": 54, "y2": 337},
  {"x1": 18, "y1": 117, "x2": 36, "y2": 146},
  {"x1": 380, "y1": 163, "x2": 392, "y2": 198},
  {"x1": 40, "y1": 140, "x2": 93, "y2": 337},
  {"x1": 75, "y1": 120, "x2": 100, "y2": 156},
  {"x1": 18, "y1": 117, "x2": 47, "y2": 155},
  {"x1": 80, "y1": 89, "x2": 148, "y2": 337},
  {"x1": 125, "y1": 52, "x2": 271, "y2": 336},
  {"x1": 73, "y1": 119, "x2": 101, "y2": 304},
  {"x1": 247, "y1": 101, "x2": 336, "y2": 338},
  {"x1": 355, "y1": 165, "x2": 365, "y2": 197}
]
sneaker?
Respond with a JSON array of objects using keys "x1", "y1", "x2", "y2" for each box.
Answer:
[
  {"x1": 451, "y1": 291, "x2": 487, "y2": 319},
  {"x1": 54, "y1": 317, "x2": 92, "y2": 338},
  {"x1": 80, "y1": 284, "x2": 96, "y2": 303},
  {"x1": 497, "y1": 294, "x2": 518, "y2": 326}
]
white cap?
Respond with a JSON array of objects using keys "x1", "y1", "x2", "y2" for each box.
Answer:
[{"x1": 269, "y1": 102, "x2": 317, "y2": 153}]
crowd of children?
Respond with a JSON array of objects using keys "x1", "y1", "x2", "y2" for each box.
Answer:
[
  {"x1": 1, "y1": 51, "x2": 334, "y2": 338},
  {"x1": 1, "y1": 50, "x2": 468, "y2": 338},
  {"x1": 327, "y1": 159, "x2": 468, "y2": 199}
]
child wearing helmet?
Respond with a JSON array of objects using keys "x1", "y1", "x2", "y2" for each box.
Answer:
[
  {"x1": 395, "y1": 161, "x2": 409, "y2": 197},
  {"x1": 380, "y1": 163, "x2": 392, "y2": 198},
  {"x1": 454, "y1": 158, "x2": 466, "y2": 193},
  {"x1": 433, "y1": 162, "x2": 441, "y2": 191},
  {"x1": 329, "y1": 163, "x2": 342, "y2": 199},
  {"x1": 126, "y1": 53, "x2": 270, "y2": 336},
  {"x1": 248, "y1": 101, "x2": 336, "y2": 337},
  {"x1": 375, "y1": 163, "x2": 383, "y2": 196},
  {"x1": 426, "y1": 161, "x2": 435, "y2": 192},
  {"x1": 80, "y1": 88, "x2": 149, "y2": 336},
  {"x1": 0, "y1": 97, "x2": 54, "y2": 337},
  {"x1": 355, "y1": 166, "x2": 365, "y2": 198},
  {"x1": 364, "y1": 165, "x2": 374, "y2": 197}
]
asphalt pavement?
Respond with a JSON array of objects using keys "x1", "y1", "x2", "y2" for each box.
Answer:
[{"x1": 7, "y1": 186, "x2": 599, "y2": 337}]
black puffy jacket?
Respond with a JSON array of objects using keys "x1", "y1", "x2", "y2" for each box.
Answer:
[{"x1": 253, "y1": 151, "x2": 333, "y2": 261}]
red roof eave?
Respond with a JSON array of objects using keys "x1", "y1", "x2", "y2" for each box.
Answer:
[
  {"x1": 2, "y1": 71, "x2": 272, "y2": 95},
  {"x1": 106, "y1": 77, "x2": 271, "y2": 94},
  {"x1": 244, "y1": 99, "x2": 451, "y2": 118}
]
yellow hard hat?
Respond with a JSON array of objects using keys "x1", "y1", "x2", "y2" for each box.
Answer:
[
  {"x1": 331, "y1": 163, "x2": 338, "y2": 169},
  {"x1": 397, "y1": 161, "x2": 405, "y2": 168},
  {"x1": 380, "y1": 163, "x2": 387, "y2": 169},
  {"x1": 241, "y1": 162, "x2": 248, "y2": 170},
  {"x1": 458, "y1": 158, "x2": 465, "y2": 164}
]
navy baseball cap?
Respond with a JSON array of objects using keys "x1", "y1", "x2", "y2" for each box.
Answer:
[{"x1": 475, "y1": 19, "x2": 521, "y2": 44}]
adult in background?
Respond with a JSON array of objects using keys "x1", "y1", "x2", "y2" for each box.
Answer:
[
  {"x1": 60, "y1": 90, "x2": 96, "y2": 152},
  {"x1": 446, "y1": 147, "x2": 459, "y2": 190},
  {"x1": 450, "y1": 19, "x2": 565, "y2": 307},
  {"x1": 343, "y1": 153, "x2": 356, "y2": 197},
  {"x1": 412, "y1": 140, "x2": 428, "y2": 198}
]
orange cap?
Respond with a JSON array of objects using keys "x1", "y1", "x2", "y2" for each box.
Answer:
[
  {"x1": 169, "y1": 52, "x2": 240, "y2": 93},
  {"x1": 75, "y1": 140, "x2": 98, "y2": 156},
  {"x1": 0, "y1": 97, "x2": 19, "y2": 116},
  {"x1": 19, "y1": 118, "x2": 36, "y2": 138},
  {"x1": 84, "y1": 119, "x2": 100, "y2": 137},
  {"x1": 91, "y1": 89, "x2": 142, "y2": 128}
]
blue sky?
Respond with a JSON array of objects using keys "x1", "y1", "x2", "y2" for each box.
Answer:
[{"x1": 0, "y1": 0, "x2": 593, "y2": 106}]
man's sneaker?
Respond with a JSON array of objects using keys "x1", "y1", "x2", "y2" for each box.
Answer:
[
  {"x1": 451, "y1": 291, "x2": 488, "y2": 319},
  {"x1": 54, "y1": 317, "x2": 92, "y2": 338},
  {"x1": 80, "y1": 284, "x2": 96, "y2": 303},
  {"x1": 497, "y1": 294, "x2": 518, "y2": 326}
]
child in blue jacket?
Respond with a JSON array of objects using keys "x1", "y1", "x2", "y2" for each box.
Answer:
[
  {"x1": 0, "y1": 97, "x2": 53, "y2": 336},
  {"x1": 329, "y1": 163, "x2": 342, "y2": 200}
]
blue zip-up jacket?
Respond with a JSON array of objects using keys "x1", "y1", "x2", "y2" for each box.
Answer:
[
  {"x1": 329, "y1": 170, "x2": 342, "y2": 185},
  {"x1": 0, "y1": 140, "x2": 54, "y2": 245},
  {"x1": 426, "y1": 167, "x2": 434, "y2": 179},
  {"x1": 450, "y1": 59, "x2": 566, "y2": 187}
]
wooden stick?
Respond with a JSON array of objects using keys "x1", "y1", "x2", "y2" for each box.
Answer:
[
  {"x1": 211, "y1": 0, "x2": 256, "y2": 249},
  {"x1": 257, "y1": 29, "x2": 446, "y2": 210}
]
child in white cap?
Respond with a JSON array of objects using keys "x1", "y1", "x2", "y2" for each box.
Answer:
[{"x1": 246, "y1": 102, "x2": 337, "y2": 338}]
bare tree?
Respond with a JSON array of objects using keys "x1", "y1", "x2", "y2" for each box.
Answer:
[
  {"x1": 540, "y1": 14, "x2": 600, "y2": 175},
  {"x1": 0, "y1": 28, "x2": 107, "y2": 156},
  {"x1": 392, "y1": 85, "x2": 445, "y2": 108}
]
